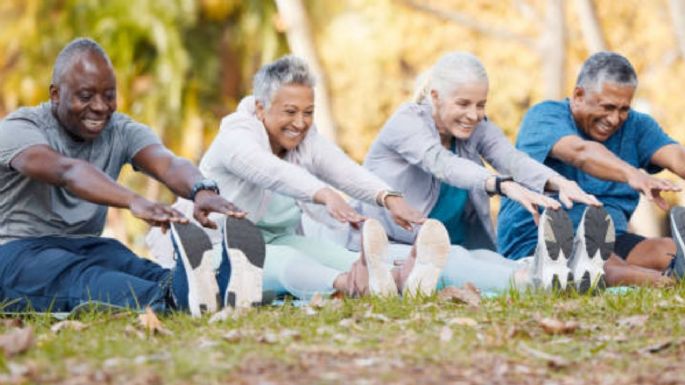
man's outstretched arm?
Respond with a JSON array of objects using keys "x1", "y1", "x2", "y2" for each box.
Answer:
[
  {"x1": 10, "y1": 144, "x2": 186, "y2": 227},
  {"x1": 550, "y1": 136, "x2": 680, "y2": 209},
  {"x1": 132, "y1": 144, "x2": 244, "y2": 228},
  {"x1": 650, "y1": 143, "x2": 685, "y2": 180}
]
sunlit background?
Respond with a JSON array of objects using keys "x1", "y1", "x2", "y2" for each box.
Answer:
[{"x1": 2, "y1": 0, "x2": 684, "y2": 255}]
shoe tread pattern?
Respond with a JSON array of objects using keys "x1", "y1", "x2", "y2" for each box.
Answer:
[
  {"x1": 172, "y1": 222, "x2": 212, "y2": 269},
  {"x1": 224, "y1": 217, "x2": 266, "y2": 269}
]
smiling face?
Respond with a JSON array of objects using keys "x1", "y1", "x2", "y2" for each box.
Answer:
[
  {"x1": 49, "y1": 51, "x2": 117, "y2": 141},
  {"x1": 431, "y1": 81, "x2": 488, "y2": 141},
  {"x1": 256, "y1": 84, "x2": 314, "y2": 157},
  {"x1": 570, "y1": 82, "x2": 635, "y2": 142}
]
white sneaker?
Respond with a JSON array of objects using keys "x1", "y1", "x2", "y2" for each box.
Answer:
[
  {"x1": 532, "y1": 209, "x2": 574, "y2": 290},
  {"x1": 222, "y1": 217, "x2": 266, "y2": 309},
  {"x1": 361, "y1": 219, "x2": 398, "y2": 297},
  {"x1": 170, "y1": 222, "x2": 220, "y2": 317},
  {"x1": 568, "y1": 206, "x2": 614, "y2": 293},
  {"x1": 403, "y1": 219, "x2": 449, "y2": 296}
]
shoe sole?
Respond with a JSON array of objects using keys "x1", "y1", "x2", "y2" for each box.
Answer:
[
  {"x1": 362, "y1": 219, "x2": 398, "y2": 297},
  {"x1": 571, "y1": 206, "x2": 614, "y2": 294},
  {"x1": 669, "y1": 206, "x2": 685, "y2": 279},
  {"x1": 535, "y1": 209, "x2": 574, "y2": 291},
  {"x1": 223, "y1": 217, "x2": 266, "y2": 309},
  {"x1": 404, "y1": 219, "x2": 449, "y2": 296},
  {"x1": 170, "y1": 222, "x2": 220, "y2": 317}
]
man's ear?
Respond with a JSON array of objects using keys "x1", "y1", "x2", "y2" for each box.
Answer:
[
  {"x1": 571, "y1": 86, "x2": 585, "y2": 105},
  {"x1": 49, "y1": 84, "x2": 59, "y2": 105}
]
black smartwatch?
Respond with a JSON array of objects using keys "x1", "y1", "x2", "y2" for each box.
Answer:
[
  {"x1": 190, "y1": 179, "x2": 220, "y2": 201},
  {"x1": 494, "y1": 176, "x2": 514, "y2": 196}
]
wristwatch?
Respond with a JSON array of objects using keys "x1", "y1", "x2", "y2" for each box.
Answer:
[
  {"x1": 190, "y1": 179, "x2": 220, "y2": 201},
  {"x1": 378, "y1": 190, "x2": 404, "y2": 208},
  {"x1": 494, "y1": 175, "x2": 514, "y2": 196}
]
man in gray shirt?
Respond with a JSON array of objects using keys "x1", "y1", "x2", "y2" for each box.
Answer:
[{"x1": 0, "y1": 37, "x2": 243, "y2": 316}]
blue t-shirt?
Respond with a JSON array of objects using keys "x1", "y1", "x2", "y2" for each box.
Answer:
[{"x1": 497, "y1": 99, "x2": 676, "y2": 260}]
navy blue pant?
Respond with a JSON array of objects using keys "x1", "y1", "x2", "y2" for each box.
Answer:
[{"x1": 0, "y1": 236, "x2": 172, "y2": 312}]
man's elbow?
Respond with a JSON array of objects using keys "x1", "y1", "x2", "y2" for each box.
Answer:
[{"x1": 566, "y1": 141, "x2": 597, "y2": 170}]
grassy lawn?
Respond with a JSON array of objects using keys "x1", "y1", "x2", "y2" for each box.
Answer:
[{"x1": 2, "y1": 283, "x2": 685, "y2": 385}]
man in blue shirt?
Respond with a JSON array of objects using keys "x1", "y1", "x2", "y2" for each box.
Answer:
[{"x1": 498, "y1": 51, "x2": 685, "y2": 286}]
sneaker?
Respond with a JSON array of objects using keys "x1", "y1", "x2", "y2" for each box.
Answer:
[
  {"x1": 222, "y1": 216, "x2": 266, "y2": 309},
  {"x1": 359, "y1": 218, "x2": 398, "y2": 297},
  {"x1": 403, "y1": 219, "x2": 449, "y2": 296},
  {"x1": 532, "y1": 208, "x2": 574, "y2": 291},
  {"x1": 169, "y1": 222, "x2": 221, "y2": 317},
  {"x1": 669, "y1": 206, "x2": 685, "y2": 279},
  {"x1": 568, "y1": 206, "x2": 615, "y2": 294}
]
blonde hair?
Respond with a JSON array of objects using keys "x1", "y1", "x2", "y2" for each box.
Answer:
[{"x1": 413, "y1": 52, "x2": 488, "y2": 103}]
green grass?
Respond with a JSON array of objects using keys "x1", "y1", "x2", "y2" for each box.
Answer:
[{"x1": 3, "y1": 284, "x2": 685, "y2": 384}]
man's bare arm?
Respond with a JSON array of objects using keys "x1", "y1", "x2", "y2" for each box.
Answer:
[
  {"x1": 650, "y1": 143, "x2": 685, "y2": 179},
  {"x1": 550, "y1": 136, "x2": 679, "y2": 209},
  {"x1": 10, "y1": 144, "x2": 185, "y2": 226}
]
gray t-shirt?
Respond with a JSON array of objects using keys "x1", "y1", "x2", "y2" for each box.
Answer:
[{"x1": 0, "y1": 102, "x2": 161, "y2": 244}]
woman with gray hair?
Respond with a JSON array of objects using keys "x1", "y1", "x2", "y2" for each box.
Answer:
[
  {"x1": 354, "y1": 52, "x2": 608, "y2": 292},
  {"x1": 147, "y1": 55, "x2": 449, "y2": 305}
]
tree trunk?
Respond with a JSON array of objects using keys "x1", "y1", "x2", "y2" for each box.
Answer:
[
  {"x1": 539, "y1": 0, "x2": 566, "y2": 99},
  {"x1": 274, "y1": 0, "x2": 337, "y2": 141},
  {"x1": 574, "y1": 0, "x2": 607, "y2": 53},
  {"x1": 669, "y1": 0, "x2": 685, "y2": 58}
]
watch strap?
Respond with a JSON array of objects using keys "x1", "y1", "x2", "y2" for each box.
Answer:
[{"x1": 191, "y1": 179, "x2": 220, "y2": 201}]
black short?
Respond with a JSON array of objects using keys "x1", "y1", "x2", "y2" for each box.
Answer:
[{"x1": 614, "y1": 232, "x2": 646, "y2": 259}]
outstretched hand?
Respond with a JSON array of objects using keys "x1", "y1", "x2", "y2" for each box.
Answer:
[
  {"x1": 192, "y1": 190, "x2": 246, "y2": 229},
  {"x1": 501, "y1": 181, "x2": 560, "y2": 225},
  {"x1": 626, "y1": 170, "x2": 681, "y2": 211},
  {"x1": 129, "y1": 195, "x2": 188, "y2": 233},
  {"x1": 384, "y1": 196, "x2": 426, "y2": 231},
  {"x1": 315, "y1": 188, "x2": 366, "y2": 228},
  {"x1": 547, "y1": 175, "x2": 602, "y2": 209}
]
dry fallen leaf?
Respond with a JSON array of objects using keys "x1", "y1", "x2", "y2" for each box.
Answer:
[
  {"x1": 639, "y1": 338, "x2": 685, "y2": 354},
  {"x1": 51, "y1": 320, "x2": 88, "y2": 334},
  {"x1": 439, "y1": 326, "x2": 453, "y2": 343},
  {"x1": 538, "y1": 318, "x2": 579, "y2": 335},
  {"x1": 303, "y1": 306, "x2": 318, "y2": 316},
  {"x1": 223, "y1": 330, "x2": 244, "y2": 343},
  {"x1": 363, "y1": 310, "x2": 390, "y2": 323},
  {"x1": 125, "y1": 325, "x2": 145, "y2": 340},
  {"x1": 279, "y1": 329, "x2": 301, "y2": 340},
  {"x1": 438, "y1": 284, "x2": 481, "y2": 308},
  {"x1": 518, "y1": 342, "x2": 570, "y2": 369},
  {"x1": 137, "y1": 307, "x2": 173, "y2": 336},
  {"x1": 257, "y1": 332, "x2": 278, "y2": 344},
  {"x1": 447, "y1": 317, "x2": 478, "y2": 327},
  {"x1": 208, "y1": 307, "x2": 233, "y2": 324},
  {"x1": 0, "y1": 327, "x2": 34, "y2": 357},
  {"x1": 617, "y1": 315, "x2": 648, "y2": 328}
]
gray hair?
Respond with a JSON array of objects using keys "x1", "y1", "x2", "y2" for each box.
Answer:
[
  {"x1": 252, "y1": 55, "x2": 316, "y2": 109},
  {"x1": 413, "y1": 51, "x2": 488, "y2": 103},
  {"x1": 52, "y1": 37, "x2": 112, "y2": 85},
  {"x1": 576, "y1": 51, "x2": 637, "y2": 92}
]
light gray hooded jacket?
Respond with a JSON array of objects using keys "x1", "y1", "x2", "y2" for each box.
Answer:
[{"x1": 353, "y1": 102, "x2": 559, "y2": 251}]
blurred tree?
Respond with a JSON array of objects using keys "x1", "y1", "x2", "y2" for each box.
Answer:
[
  {"x1": 275, "y1": 0, "x2": 337, "y2": 141},
  {"x1": 2, "y1": 0, "x2": 685, "y2": 246}
]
